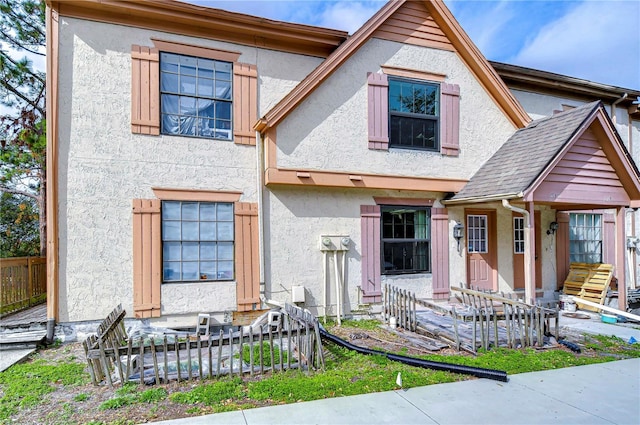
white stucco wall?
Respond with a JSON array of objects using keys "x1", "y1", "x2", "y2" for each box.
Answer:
[
  {"x1": 275, "y1": 38, "x2": 517, "y2": 180},
  {"x1": 56, "y1": 17, "x2": 323, "y2": 321},
  {"x1": 263, "y1": 187, "x2": 445, "y2": 316}
]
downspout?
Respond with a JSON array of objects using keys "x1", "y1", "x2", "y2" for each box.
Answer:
[
  {"x1": 256, "y1": 131, "x2": 282, "y2": 308},
  {"x1": 611, "y1": 93, "x2": 628, "y2": 127},
  {"x1": 501, "y1": 200, "x2": 533, "y2": 304}
]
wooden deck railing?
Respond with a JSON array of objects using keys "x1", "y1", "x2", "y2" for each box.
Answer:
[{"x1": 0, "y1": 256, "x2": 47, "y2": 317}]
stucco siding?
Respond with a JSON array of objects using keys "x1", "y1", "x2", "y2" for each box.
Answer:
[
  {"x1": 275, "y1": 38, "x2": 517, "y2": 180},
  {"x1": 263, "y1": 187, "x2": 443, "y2": 316},
  {"x1": 56, "y1": 17, "x2": 321, "y2": 321}
]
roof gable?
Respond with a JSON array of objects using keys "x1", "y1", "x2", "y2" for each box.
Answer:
[
  {"x1": 448, "y1": 101, "x2": 640, "y2": 207},
  {"x1": 256, "y1": 0, "x2": 530, "y2": 132}
]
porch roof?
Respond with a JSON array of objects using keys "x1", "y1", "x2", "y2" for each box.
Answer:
[{"x1": 445, "y1": 101, "x2": 640, "y2": 207}]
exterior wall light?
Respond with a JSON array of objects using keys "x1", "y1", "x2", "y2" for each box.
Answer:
[
  {"x1": 547, "y1": 221, "x2": 558, "y2": 235},
  {"x1": 453, "y1": 222, "x2": 464, "y2": 252}
]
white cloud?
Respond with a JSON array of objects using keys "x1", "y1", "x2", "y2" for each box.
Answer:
[{"x1": 511, "y1": 1, "x2": 640, "y2": 88}]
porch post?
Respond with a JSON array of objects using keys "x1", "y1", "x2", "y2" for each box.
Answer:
[
  {"x1": 526, "y1": 202, "x2": 536, "y2": 304},
  {"x1": 617, "y1": 207, "x2": 627, "y2": 311}
]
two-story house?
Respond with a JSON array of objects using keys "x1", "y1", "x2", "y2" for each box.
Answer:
[{"x1": 44, "y1": 0, "x2": 640, "y2": 336}]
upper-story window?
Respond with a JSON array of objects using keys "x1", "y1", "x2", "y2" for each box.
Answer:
[
  {"x1": 160, "y1": 52, "x2": 232, "y2": 140},
  {"x1": 388, "y1": 77, "x2": 439, "y2": 151},
  {"x1": 381, "y1": 206, "x2": 431, "y2": 274}
]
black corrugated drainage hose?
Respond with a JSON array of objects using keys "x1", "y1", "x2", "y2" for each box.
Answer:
[{"x1": 319, "y1": 328, "x2": 508, "y2": 382}]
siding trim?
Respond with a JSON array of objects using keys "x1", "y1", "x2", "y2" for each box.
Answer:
[
  {"x1": 132, "y1": 199, "x2": 162, "y2": 318},
  {"x1": 361, "y1": 205, "x2": 382, "y2": 302}
]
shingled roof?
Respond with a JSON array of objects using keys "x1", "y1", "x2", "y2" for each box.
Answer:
[{"x1": 449, "y1": 101, "x2": 601, "y2": 203}]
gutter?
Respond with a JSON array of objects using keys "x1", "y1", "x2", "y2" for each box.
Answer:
[{"x1": 442, "y1": 193, "x2": 521, "y2": 206}]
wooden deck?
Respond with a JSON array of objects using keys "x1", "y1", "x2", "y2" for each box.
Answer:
[{"x1": 0, "y1": 302, "x2": 47, "y2": 328}]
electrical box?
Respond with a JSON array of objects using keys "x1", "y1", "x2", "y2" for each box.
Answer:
[
  {"x1": 319, "y1": 235, "x2": 351, "y2": 251},
  {"x1": 291, "y1": 285, "x2": 306, "y2": 303}
]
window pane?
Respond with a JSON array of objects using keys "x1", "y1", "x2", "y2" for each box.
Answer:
[
  {"x1": 197, "y1": 79, "x2": 214, "y2": 98},
  {"x1": 217, "y1": 222, "x2": 233, "y2": 240},
  {"x1": 216, "y1": 101, "x2": 232, "y2": 119},
  {"x1": 182, "y1": 222, "x2": 198, "y2": 241},
  {"x1": 180, "y1": 75, "x2": 197, "y2": 95},
  {"x1": 160, "y1": 53, "x2": 179, "y2": 71},
  {"x1": 218, "y1": 242, "x2": 233, "y2": 260},
  {"x1": 179, "y1": 55, "x2": 197, "y2": 75},
  {"x1": 162, "y1": 221, "x2": 180, "y2": 240},
  {"x1": 163, "y1": 262, "x2": 180, "y2": 281},
  {"x1": 182, "y1": 262, "x2": 198, "y2": 280},
  {"x1": 200, "y1": 242, "x2": 216, "y2": 260},
  {"x1": 161, "y1": 73, "x2": 179, "y2": 93},
  {"x1": 200, "y1": 222, "x2": 216, "y2": 240},
  {"x1": 390, "y1": 116, "x2": 437, "y2": 150},
  {"x1": 182, "y1": 242, "x2": 199, "y2": 261},
  {"x1": 163, "y1": 242, "x2": 181, "y2": 261},
  {"x1": 216, "y1": 80, "x2": 232, "y2": 100},
  {"x1": 200, "y1": 262, "x2": 216, "y2": 279},
  {"x1": 218, "y1": 204, "x2": 233, "y2": 221},
  {"x1": 218, "y1": 261, "x2": 233, "y2": 279}
]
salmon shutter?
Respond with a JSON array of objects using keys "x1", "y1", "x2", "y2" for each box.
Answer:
[
  {"x1": 367, "y1": 73, "x2": 389, "y2": 150},
  {"x1": 233, "y1": 63, "x2": 258, "y2": 146},
  {"x1": 234, "y1": 202, "x2": 260, "y2": 311},
  {"x1": 556, "y1": 211, "x2": 570, "y2": 289},
  {"x1": 431, "y1": 208, "x2": 450, "y2": 299},
  {"x1": 441, "y1": 83, "x2": 460, "y2": 156},
  {"x1": 361, "y1": 205, "x2": 381, "y2": 302},
  {"x1": 131, "y1": 45, "x2": 160, "y2": 135},
  {"x1": 132, "y1": 199, "x2": 162, "y2": 318}
]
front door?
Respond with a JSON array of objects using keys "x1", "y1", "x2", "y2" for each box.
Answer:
[
  {"x1": 512, "y1": 211, "x2": 542, "y2": 289},
  {"x1": 466, "y1": 209, "x2": 497, "y2": 291}
]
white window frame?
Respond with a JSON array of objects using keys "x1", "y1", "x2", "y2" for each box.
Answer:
[{"x1": 467, "y1": 214, "x2": 488, "y2": 254}]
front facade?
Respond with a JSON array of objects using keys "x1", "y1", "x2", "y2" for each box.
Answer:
[{"x1": 45, "y1": 0, "x2": 640, "y2": 328}]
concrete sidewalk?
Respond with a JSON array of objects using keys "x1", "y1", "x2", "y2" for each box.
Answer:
[{"x1": 152, "y1": 358, "x2": 640, "y2": 425}]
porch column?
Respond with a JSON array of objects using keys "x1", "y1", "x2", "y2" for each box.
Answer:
[
  {"x1": 527, "y1": 202, "x2": 536, "y2": 304},
  {"x1": 617, "y1": 207, "x2": 627, "y2": 311}
]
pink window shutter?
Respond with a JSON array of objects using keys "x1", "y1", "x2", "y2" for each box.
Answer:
[
  {"x1": 360, "y1": 205, "x2": 382, "y2": 302},
  {"x1": 235, "y1": 202, "x2": 260, "y2": 311},
  {"x1": 431, "y1": 208, "x2": 450, "y2": 299},
  {"x1": 441, "y1": 83, "x2": 460, "y2": 156},
  {"x1": 233, "y1": 63, "x2": 258, "y2": 146},
  {"x1": 367, "y1": 73, "x2": 389, "y2": 150}
]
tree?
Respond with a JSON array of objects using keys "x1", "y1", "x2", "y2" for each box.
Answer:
[
  {"x1": 0, "y1": 192, "x2": 39, "y2": 257},
  {"x1": 0, "y1": 0, "x2": 46, "y2": 257}
]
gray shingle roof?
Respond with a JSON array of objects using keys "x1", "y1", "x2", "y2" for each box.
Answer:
[{"x1": 450, "y1": 101, "x2": 601, "y2": 202}]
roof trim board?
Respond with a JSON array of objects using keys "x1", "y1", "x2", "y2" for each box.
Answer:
[
  {"x1": 258, "y1": 0, "x2": 531, "y2": 132},
  {"x1": 46, "y1": 0, "x2": 348, "y2": 58}
]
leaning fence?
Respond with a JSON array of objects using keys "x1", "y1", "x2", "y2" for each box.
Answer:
[
  {"x1": 0, "y1": 256, "x2": 47, "y2": 317},
  {"x1": 83, "y1": 304, "x2": 324, "y2": 387}
]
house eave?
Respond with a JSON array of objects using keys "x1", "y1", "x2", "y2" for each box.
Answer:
[{"x1": 442, "y1": 193, "x2": 523, "y2": 206}]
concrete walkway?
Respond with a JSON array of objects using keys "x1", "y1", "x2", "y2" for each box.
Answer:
[{"x1": 152, "y1": 358, "x2": 640, "y2": 425}]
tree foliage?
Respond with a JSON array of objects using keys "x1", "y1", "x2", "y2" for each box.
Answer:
[
  {"x1": 0, "y1": 192, "x2": 39, "y2": 257},
  {"x1": 0, "y1": 0, "x2": 46, "y2": 257}
]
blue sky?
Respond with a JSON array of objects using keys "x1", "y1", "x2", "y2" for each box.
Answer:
[{"x1": 190, "y1": 0, "x2": 640, "y2": 90}]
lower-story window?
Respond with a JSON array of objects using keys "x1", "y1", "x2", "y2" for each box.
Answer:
[
  {"x1": 569, "y1": 213, "x2": 602, "y2": 263},
  {"x1": 381, "y1": 206, "x2": 430, "y2": 274},
  {"x1": 162, "y1": 201, "x2": 234, "y2": 282}
]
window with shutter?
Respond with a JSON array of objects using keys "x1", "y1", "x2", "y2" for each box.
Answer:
[{"x1": 131, "y1": 40, "x2": 257, "y2": 145}]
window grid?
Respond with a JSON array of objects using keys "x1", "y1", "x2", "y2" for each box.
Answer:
[
  {"x1": 513, "y1": 217, "x2": 525, "y2": 254},
  {"x1": 388, "y1": 77, "x2": 439, "y2": 151},
  {"x1": 467, "y1": 215, "x2": 488, "y2": 253},
  {"x1": 381, "y1": 206, "x2": 431, "y2": 274},
  {"x1": 569, "y1": 213, "x2": 602, "y2": 263},
  {"x1": 162, "y1": 201, "x2": 234, "y2": 282},
  {"x1": 160, "y1": 52, "x2": 233, "y2": 140}
]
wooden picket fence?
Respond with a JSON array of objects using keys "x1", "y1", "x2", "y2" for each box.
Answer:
[
  {"x1": 382, "y1": 284, "x2": 417, "y2": 331},
  {"x1": 83, "y1": 304, "x2": 324, "y2": 387},
  {"x1": 0, "y1": 256, "x2": 47, "y2": 317}
]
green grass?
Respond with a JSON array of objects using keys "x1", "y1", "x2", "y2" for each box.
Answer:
[
  {"x1": 0, "y1": 359, "x2": 88, "y2": 421},
  {"x1": 239, "y1": 342, "x2": 289, "y2": 367},
  {"x1": 99, "y1": 386, "x2": 168, "y2": 410},
  {"x1": 169, "y1": 378, "x2": 244, "y2": 405}
]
